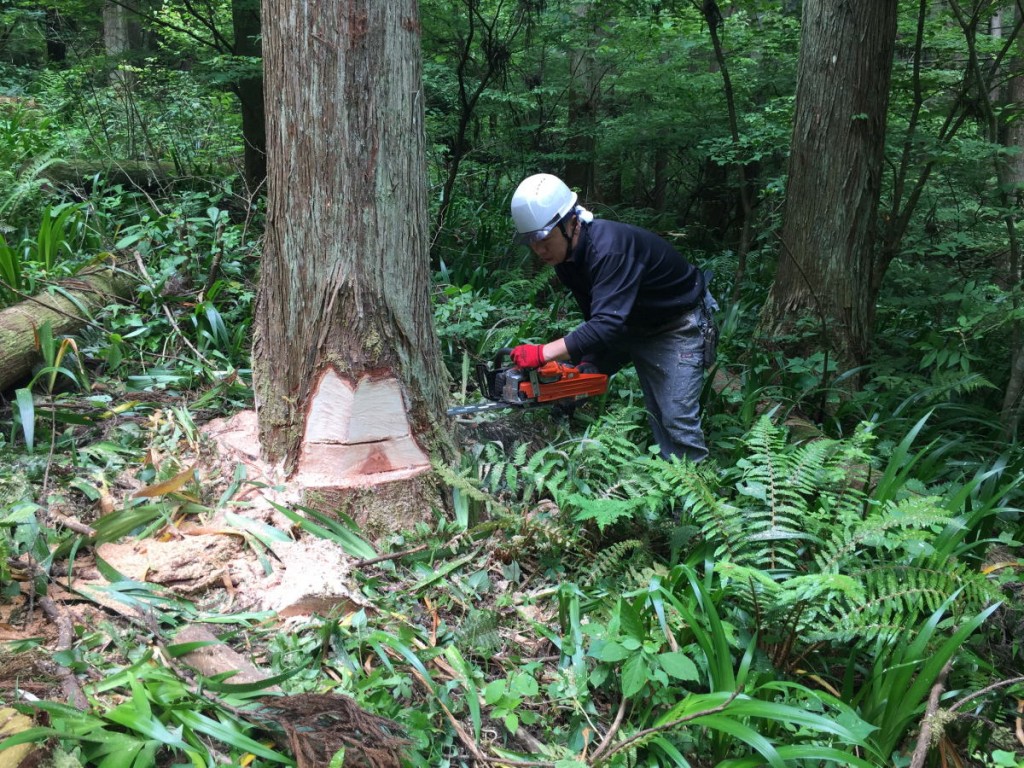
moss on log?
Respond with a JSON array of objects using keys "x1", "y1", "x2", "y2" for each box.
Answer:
[{"x1": 0, "y1": 265, "x2": 133, "y2": 393}]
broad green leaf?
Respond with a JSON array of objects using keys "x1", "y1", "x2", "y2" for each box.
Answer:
[
  {"x1": 620, "y1": 654, "x2": 647, "y2": 698},
  {"x1": 590, "y1": 639, "x2": 631, "y2": 662},
  {"x1": 617, "y1": 598, "x2": 645, "y2": 642},
  {"x1": 511, "y1": 672, "x2": 538, "y2": 697},
  {"x1": 483, "y1": 679, "x2": 506, "y2": 705},
  {"x1": 657, "y1": 651, "x2": 699, "y2": 681}
]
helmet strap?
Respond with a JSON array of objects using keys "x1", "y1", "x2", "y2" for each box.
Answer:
[{"x1": 557, "y1": 214, "x2": 579, "y2": 261}]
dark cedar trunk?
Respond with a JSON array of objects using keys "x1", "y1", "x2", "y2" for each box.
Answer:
[
  {"x1": 45, "y1": 7, "x2": 67, "y2": 63},
  {"x1": 997, "y1": 7, "x2": 1024, "y2": 437},
  {"x1": 563, "y1": 5, "x2": 599, "y2": 198},
  {"x1": 759, "y1": 0, "x2": 897, "y2": 371},
  {"x1": 254, "y1": 0, "x2": 450, "y2": 519},
  {"x1": 231, "y1": 0, "x2": 266, "y2": 194}
]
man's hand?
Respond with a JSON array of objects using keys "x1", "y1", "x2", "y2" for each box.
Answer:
[{"x1": 511, "y1": 344, "x2": 545, "y2": 369}]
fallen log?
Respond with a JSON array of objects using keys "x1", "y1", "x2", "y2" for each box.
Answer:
[{"x1": 0, "y1": 264, "x2": 134, "y2": 394}]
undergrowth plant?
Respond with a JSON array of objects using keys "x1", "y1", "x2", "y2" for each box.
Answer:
[{"x1": 652, "y1": 415, "x2": 1007, "y2": 647}]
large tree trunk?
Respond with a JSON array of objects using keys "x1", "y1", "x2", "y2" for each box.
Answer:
[
  {"x1": 759, "y1": 0, "x2": 897, "y2": 372},
  {"x1": 0, "y1": 267, "x2": 133, "y2": 394},
  {"x1": 253, "y1": 0, "x2": 450, "y2": 523}
]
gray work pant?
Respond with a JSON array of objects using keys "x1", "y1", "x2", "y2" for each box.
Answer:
[{"x1": 589, "y1": 296, "x2": 717, "y2": 463}]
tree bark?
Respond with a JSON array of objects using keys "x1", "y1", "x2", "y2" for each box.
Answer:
[
  {"x1": 996, "y1": 6, "x2": 1024, "y2": 437},
  {"x1": 254, "y1": 0, "x2": 451, "y2": 514},
  {"x1": 563, "y1": 4, "x2": 600, "y2": 199},
  {"x1": 231, "y1": 0, "x2": 266, "y2": 194},
  {"x1": 0, "y1": 266, "x2": 133, "y2": 394},
  {"x1": 45, "y1": 6, "x2": 68, "y2": 64},
  {"x1": 759, "y1": 0, "x2": 897, "y2": 372}
]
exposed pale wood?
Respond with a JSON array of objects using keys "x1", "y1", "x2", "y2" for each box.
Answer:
[
  {"x1": 298, "y1": 369, "x2": 430, "y2": 488},
  {"x1": 0, "y1": 707, "x2": 40, "y2": 767}
]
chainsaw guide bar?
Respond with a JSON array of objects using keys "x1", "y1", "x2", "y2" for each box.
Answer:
[{"x1": 447, "y1": 348, "x2": 608, "y2": 417}]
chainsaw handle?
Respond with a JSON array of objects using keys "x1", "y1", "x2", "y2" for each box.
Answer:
[
  {"x1": 496, "y1": 347, "x2": 561, "y2": 376},
  {"x1": 493, "y1": 347, "x2": 515, "y2": 368}
]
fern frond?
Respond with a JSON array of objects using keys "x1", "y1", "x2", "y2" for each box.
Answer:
[
  {"x1": 731, "y1": 416, "x2": 808, "y2": 570},
  {"x1": 818, "y1": 559, "x2": 999, "y2": 643},
  {"x1": 454, "y1": 608, "x2": 502, "y2": 660},
  {"x1": 0, "y1": 151, "x2": 61, "y2": 219},
  {"x1": 652, "y1": 459, "x2": 746, "y2": 562},
  {"x1": 814, "y1": 495, "x2": 955, "y2": 574},
  {"x1": 433, "y1": 458, "x2": 509, "y2": 513},
  {"x1": 582, "y1": 539, "x2": 648, "y2": 587}
]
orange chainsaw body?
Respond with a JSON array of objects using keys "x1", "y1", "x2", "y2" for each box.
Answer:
[
  {"x1": 516, "y1": 360, "x2": 608, "y2": 403},
  {"x1": 447, "y1": 349, "x2": 608, "y2": 415}
]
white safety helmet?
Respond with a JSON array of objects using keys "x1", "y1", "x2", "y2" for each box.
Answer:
[{"x1": 510, "y1": 173, "x2": 578, "y2": 245}]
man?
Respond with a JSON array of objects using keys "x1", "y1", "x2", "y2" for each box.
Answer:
[{"x1": 508, "y1": 173, "x2": 717, "y2": 463}]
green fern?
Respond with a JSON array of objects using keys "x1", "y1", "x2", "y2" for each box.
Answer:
[
  {"x1": 433, "y1": 458, "x2": 510, "y2": 516},
  {"x1": 582, "y1": 539, "x2": 649, "y2": 587},
  {"x1": 453, "y1": 608, "x2": 502, "y2": 660},
  {"x1": 674, "y1": 415, "x2": 1000, "y2": 651},
  {"x1": 0, "y1": 150, "x2": 62, "y2": 221},
  {"x1": 651, "y1": 458, "x2": 745, "y2": 563}
]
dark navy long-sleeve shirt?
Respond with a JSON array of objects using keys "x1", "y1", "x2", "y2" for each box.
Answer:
[{"x1": 556, "y1": 219, "x2": 704, "y2": 361}]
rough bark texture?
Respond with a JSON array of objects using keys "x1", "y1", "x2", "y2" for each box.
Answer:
[
  {"x1": 0, "y1": 266, "x2": 133, "y2": 393},
  {"x1": 254, "y1": 1, "x2": 450, "y2": 505},
  {"x1": 759, "y1": 0, "x2": 897, "y2": 370}
]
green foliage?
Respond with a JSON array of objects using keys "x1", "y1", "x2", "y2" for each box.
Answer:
[
  {"x1": 1, "y1": 3, "x2": 1023, "y2": 766},
  {"x1": 0, "y1": 203, "x2": 99, "y2": 308},
  {"x1": 2, "y1": 650, "x2": 293, "y2": 766},
  {"x1": 653, "y1": 416, "x2": 1002, "y2": 648}
]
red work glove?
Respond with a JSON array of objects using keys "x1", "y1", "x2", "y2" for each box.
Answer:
[{"x1": 511, "y1": 344, "x2": 546, "y2": 369}]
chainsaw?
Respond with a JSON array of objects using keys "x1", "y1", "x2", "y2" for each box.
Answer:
[{"x1": 447, "y1": 348, "x2": 608, "y2": 416}]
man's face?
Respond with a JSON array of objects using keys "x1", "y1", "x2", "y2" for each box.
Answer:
[{"x1": 529, "y1": 227, "x2": 570, "y2": 266}]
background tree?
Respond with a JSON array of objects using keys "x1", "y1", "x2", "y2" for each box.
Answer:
[
  {"x1": 759, "y1": 0, "x2": 898, "y2": 372},
  {"x1": 253, "y1": 0, "x2": 450, "y2": 526}
]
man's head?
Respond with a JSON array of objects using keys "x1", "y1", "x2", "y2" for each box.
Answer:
[
  {"x1": 511, "y1": 174, "x2": 577, "y2": 245},
  {"x1": 511, "y1": 173, "x2": 580, "y2": 265}
]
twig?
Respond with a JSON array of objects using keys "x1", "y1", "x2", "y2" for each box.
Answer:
[
  {"x1": 948, "y1": 675, "x2": 1024, "y2": 714},
  {"x1": 380, "y1": 643, "x2": 490, "y2": 764},
  {"x1": 588, "y1": 696, "x2": 628, "y2": 762},
  {"x1": 47, "y1": 508, "x2": 97, "y2": 537},
  {"x1": 355, "y1": 543, "x2": 429, "y2": 567},
  {"x1": 593, "y1": 690, "x2": 741, "y2": 765},
  {"x1": 909, "y1": 660, "x2": 952, "y2": 768},
  {"x1": 38, "y1": 596, "x2": 89, "y2": 710},
  {"x1": 132, "y1": 250, "x2": 215, "y2": 368}
]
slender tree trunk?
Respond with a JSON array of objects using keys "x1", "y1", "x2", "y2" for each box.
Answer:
[
  {"x1": 44, "y1": 7, "x2": 67, "y2": 64},
  {"x1": 759, "y1": 0, "x2": 897, "y2": 372},
  {"x1": 563, "y1": 4, "x2": 599, "y2": 199},
  {"x1": 231, "y1": 0, "x2": 266, "y2": 195},
  {"x1": 700, "y1": 0, "x2": 754, "y2": 303},
  {"x1": 996, "y1": 7, "x2": 1024, "y2": 437},
  {"x1": 254, "y1": 0, "x2": 451, "y2": 526}
]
